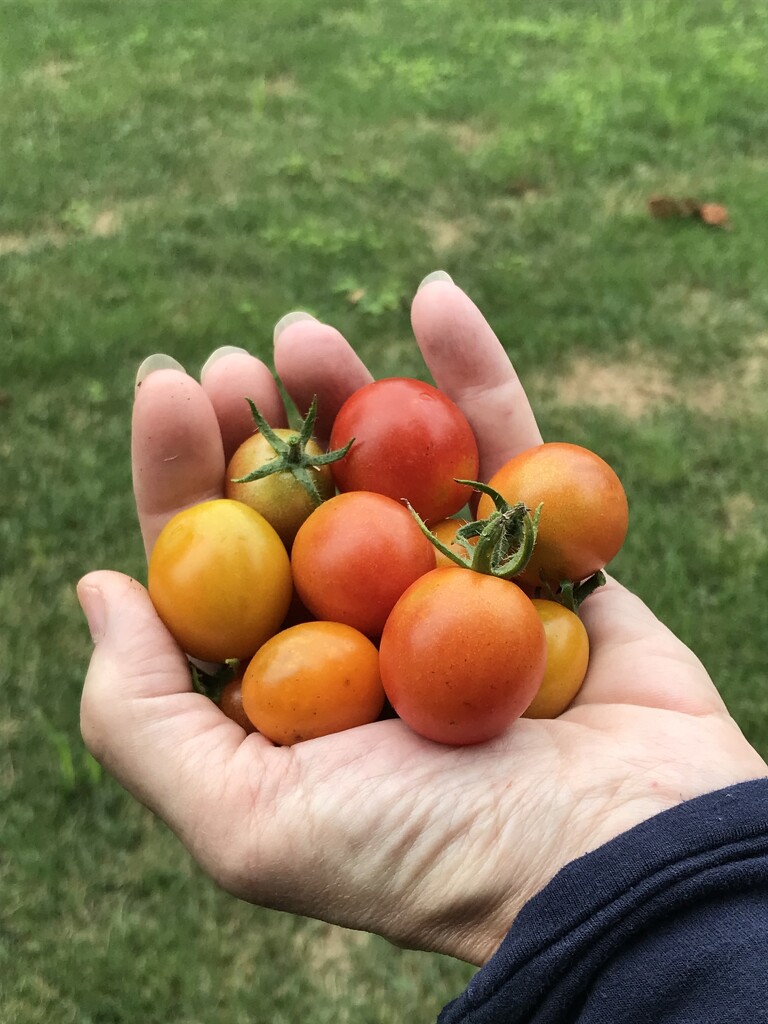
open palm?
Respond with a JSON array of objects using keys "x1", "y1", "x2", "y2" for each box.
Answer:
[{"x1": 79, "y1": 279, "x2": 766, "y2": 966}]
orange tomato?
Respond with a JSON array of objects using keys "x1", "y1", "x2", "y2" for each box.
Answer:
[
  {"x1": 429, "y1": 517, "x2": 478, "y2": 568},
  {"x1": 379, "y1": 568, "x2": 546, "y2": 745},
  {"x1": 477, "y1": 443, "x2": 628, "y2": 585},
  {"x1": 241, "y1": 621, "x2": 384, "y2": 745}
]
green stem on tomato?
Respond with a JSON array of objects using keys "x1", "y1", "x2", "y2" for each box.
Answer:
[
  {"x1": 406, "y1": 482, "x2": 541, "y2": 581},
  {"x1": 231, "y1": 395, "x2": 353, "y2": 507}
]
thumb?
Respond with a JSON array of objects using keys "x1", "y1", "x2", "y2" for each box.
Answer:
[
  {"x1": 77, "y1": 569, "x2": 191, "y2": 707},
  {"x1": 77, "y1": 570, "x2": 245, "y2": 825}
]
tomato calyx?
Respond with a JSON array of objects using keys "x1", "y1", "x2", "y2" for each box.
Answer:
[
  {"x1": 190, "y1": 658, "x2": 241, "y2": 702},
  {"x1": 231, "y1": 396, "x2": 354, "y2": 506},
  {"x1": 531, "y1": 571, "x2": 607, "y2": 612},
  {"x1": 408, "y1": 480, "x2": 542, "y2": 580}
]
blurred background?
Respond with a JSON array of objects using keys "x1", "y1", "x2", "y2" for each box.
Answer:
[{"x1": 2, "y1": 1, "x2": 767, "y2": 1020}]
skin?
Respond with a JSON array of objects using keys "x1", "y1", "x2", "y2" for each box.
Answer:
[{"x1": 79, "y1": 280, "x2": 767, "y2": 967}]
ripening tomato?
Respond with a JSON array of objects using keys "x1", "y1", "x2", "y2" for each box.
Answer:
[
  {"x1": 429, "y1": 517, "x2": 478, "y2": 568},
  {"x1": 523, "y1": 600, "x2": 590, "y2": 719},
  {"x1": 291, "y1": 491, "x2": 436, "y2": 637},
  {"x1": 379, "y1": 568, "x2": 547, "y2": 745},
  {"x1": 241, "y1": 621, "x2": 384, "y2": 745},
  {"x1": 477, "y1": 443, "x2": 628, "y2": 585},
  {"x1": 226, "y1": 430, "x2": 335, "y2": 548},
  {"x1": 219, "y1": 675, "x2": 256, "y2": 733},
  {"x1": 148, "y1": 499, "x2": 292, "y2": 663},
  {"x1": 329, "y1": 378, "x2": 479, "y2": 523}
]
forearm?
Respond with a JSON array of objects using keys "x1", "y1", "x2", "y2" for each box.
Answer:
[{"x1": 440, "y1": 779, "x2": 768, "y2": 1023}]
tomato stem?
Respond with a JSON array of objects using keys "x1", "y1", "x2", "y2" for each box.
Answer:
[
  {"x1": 189, "y1": 658, "x2": 240, "y2": 702},
  {"x1": 407, "y1": 481, "x2": 541, "y2": 581},
  {"x1": 231, "y1": 396, "x2": 353, "y2": 507}
]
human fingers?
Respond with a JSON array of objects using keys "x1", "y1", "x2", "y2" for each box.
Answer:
[
  {"x1": 273, "y1": 314, "x2": 373, "y2": 446},
  {"x1": 199, "y1": 348, "x2": 287, "y2": 463},
  {"x1": 133, "y1": 355, "x2": 288, "y2": 557},
  {"x1": 133, "y1": 367, "x2": 225, "y2": 556},
  {"x1": 77, "y1": 570, "x2": 266, "y2": 850},
  {"x1": 410, "y1": 277, "x2": 542, "y2": 481}
]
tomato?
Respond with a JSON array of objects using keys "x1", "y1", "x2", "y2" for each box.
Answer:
[
  {"x1": 523, "y1": 600, "x2": 590, "y2": 719},
  {"x1": 148, "y1": 499, "x2": 292, "y2": 663},
  {"x1": 241, "y1": 621, "x2": 384, "y2": 745},
  {"x1": 219, "y1": 675, "x2": 256, "y2": 733},
  {"x1": 379, "y1": 568, "x2": 546, "y2": 745},
  {"x1": 291, "y1": 491, "x2": 436, "y2": 637},
  {"x1": 429, "y1": 517, "x2": 478, "y2": 568},
  {"x1": 476, "y1": 443, "x2": 628, "y2": 585},
  {"x1": 329, "y1": 378, "x2": 479, "y2": 523},
  {"x1": 226, "y1": 430, "x2": 335, "y2": 548}
]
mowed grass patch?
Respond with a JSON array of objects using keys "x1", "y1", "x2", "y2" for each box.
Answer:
[{"x1": 2, "y1": 0, "x2": 768, "y2": 1020}]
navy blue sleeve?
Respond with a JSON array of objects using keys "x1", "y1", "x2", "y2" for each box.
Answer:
[{"x1": 439, "y1": 778, "x2": 768, "y2": 1023}]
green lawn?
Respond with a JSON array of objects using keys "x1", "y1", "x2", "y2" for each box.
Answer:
[{"x1": 2, "y1": 0, "x2": 767, "y2": 1020}]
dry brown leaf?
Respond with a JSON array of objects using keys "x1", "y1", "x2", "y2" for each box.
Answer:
[
  {"x1": 647, "y1": 194, "x2": 730, "y2": 229},
  {"x1": 648, "y1": 195, "x2": 690, "y2": 219}
]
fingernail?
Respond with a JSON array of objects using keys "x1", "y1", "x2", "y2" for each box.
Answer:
[
  {"x1": 200, "y1": 346, "x2": 250, "y2": 378},
  {"x1": 273, "y1": 311, "x2": 317, "y2": 345},
  {"x1": 135, "y1": 354, "x2": 186, "y2": 394},
  {"x1": 78, "y1": 582, "x2": 107, "y2": 643},
  {"x1": 417, "y1": 270, "x2": 454, "y2": 291}
]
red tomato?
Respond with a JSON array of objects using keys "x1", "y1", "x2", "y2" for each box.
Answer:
[
  {"x1": 477, "y1": 443, "x2": 628, "y2": 585},
  {"x1": 241, "y1": 621, "x2": 384, "y2": 745},
  {"x1": 291, "y1": 491, "x2": 436, "y2": 637},
  {"x1": 148, "y1": 500, "x2": 292, "y2": 663},
  {"x1": 329, "y1": 378, "x2": 479, "y2": 523},
  {"x1": 523, "y1": 600, "x2": 590, "y2": 719},
  {"x1": 379, "y1": 568, "x2": 546, "y2": 745}
]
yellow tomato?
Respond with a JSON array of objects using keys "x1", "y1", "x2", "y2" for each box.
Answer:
[
  {"x1": 226, "y1": 430, "x2": 335, "y2": 548},
  {"x1": 148, "y1": 499, "x2": 292, "y2": 663},
  {"x1": 523, "y1": 599, "x2": 590, "y2": 718}
]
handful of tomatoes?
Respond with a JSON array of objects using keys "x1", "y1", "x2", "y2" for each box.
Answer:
[{"x1": 148, "y1": 377, "x2": 628, "y2": 747}]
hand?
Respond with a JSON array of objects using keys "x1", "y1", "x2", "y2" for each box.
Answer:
[{"x1": 78, "y1": 279, "x2": 768, "y2": 966}]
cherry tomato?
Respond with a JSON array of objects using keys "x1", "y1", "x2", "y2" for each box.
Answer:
[
  {"x1": 226, "y1": 430, "x2": 335, "y2": 548},
  {"x1": 523, "y1": 599, "x2": 590, "y2": 719},
  {"x1": 379, "y1": 568, "x2": 546, "y2": 745},
  {"x1": 329, "y1": 378, "x2": 479, "y2": 523},
  {"x1": 429, "y1": 517, "x2": 478, "y2": 568},
  {"x1": 148, "y1": 499, "x2": 292, "y2": 663},
  {"x1": 291, "y1": 491, "x2": 436, "y2": 637},
  {"x1": 241, "y1": 621, "x2": 384, "y2": 745},
  {"x1": 219, "y1": 675, "x2": 256, "y2": 733},
  {"x1": 476, "y1": 443, "x2": 628, "y2": 585}
]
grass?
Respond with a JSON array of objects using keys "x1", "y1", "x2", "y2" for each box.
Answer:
[{"x1": 2, "y1": 0, "x2": 767, "y2": 1020}]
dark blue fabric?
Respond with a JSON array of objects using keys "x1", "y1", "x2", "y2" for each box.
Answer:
[{"x1": 439, "y1": 779, "x2": 768, "y2": 1023}]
